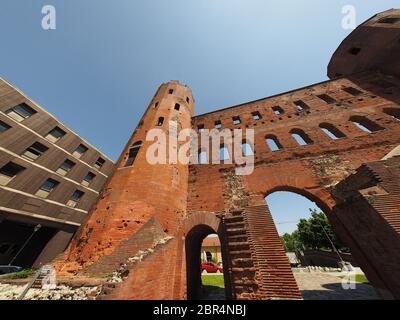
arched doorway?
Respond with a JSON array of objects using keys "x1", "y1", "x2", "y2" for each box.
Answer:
[
  {"x1": 185, "y1": 225, "x2": 228, "y2": 300},
  {"x1": 265, "y1": 189, "x2": 379, "y2": 300}
]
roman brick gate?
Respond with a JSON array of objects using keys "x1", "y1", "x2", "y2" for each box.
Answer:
[{"x1": 54, "y1": 10, "x2": 400, "y2": 300}]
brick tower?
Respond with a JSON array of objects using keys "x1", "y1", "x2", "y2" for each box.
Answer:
[{"x1": 61, "y1": 81, "x2": 194, "y2": 270}]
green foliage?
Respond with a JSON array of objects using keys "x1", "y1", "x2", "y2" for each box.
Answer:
[
  {"x1": 280, "y1": 209, "x2": 349, "y2": 253},
  {"x1": 9, "y1": 269, "x2": 36, "y2": 279},
  {"x1": 202, "y1": 275, "x2": 225, "y2": 288}
]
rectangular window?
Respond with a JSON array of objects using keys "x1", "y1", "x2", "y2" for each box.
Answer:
[
  {"x1": 343, "y1": 87, "x2": 363, "y2": 96},
  {"x1": 56, "y1": 159, "x2": 76, "y2": 176},
  {"x1": 232, "y1": 117, "x2": 241, "y2": 125},
  {"x1": 252, "y1": 112, "x2": 262, "y2": 120},
  {"x1": 174, "y1": 103, "x2": 180, "y2": 111},
  {"x1": 5, "y1": 103, "x2": 36, "y2": 122},
  {"x1": 82, "y1": 172, "x2": 96, "y2": 187},
  {"x1": 272, "y1": 106, "x2": 284, "y2": 115},
  {"x1": 35, "y1": 178, "x2": 59, "y2": 198},
  {"x1": 378, "y1": 16, "x2": 400, "y2": 24},
  {"x1": 72, "y1": 144, "x2": 88, "y2": 159},
  {"x1": 169, "y1": 89, "x2": 174, "y2": 94},
  {"x1": 0, "y1": 120, "x2": 11, "y2": 133},
  {"x1": 294, "y1": 100, "x2": 310, "y2": 111},
  {"x1": 45, "y1": 127, "x2": 66, "y2": 143},
  {"x1": 94, "y1": 157, "x2": 105, "y2": 170},
  {"x1": 215, "y1": 120, "x2": 222, "y2": 129},
  {"x1": 157, "y1": 117, "x2": 165, "y2": 126},
  {"x1": 348, "y1": 47, "x2": 361, "y2": 55},
  {"x1": 21, "y1": 142, "x2": 49, "y2": 161},
  {"x1": 317, "y1": 94, "x2": 336, "y2": 104},
  {"x1": 0, "y1": 162, "x2": 25, "y2": 186},
  {"x1": 67, "y1": 190, "x2": 85, "y2": 208}
]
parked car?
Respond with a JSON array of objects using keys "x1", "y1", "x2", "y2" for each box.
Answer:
[
  {"x1": 0, "y1": 265, "x2": 21, "y2": 276},
  {"x1": 201, "y1": 262, "x2": 223, "y2": 273}
]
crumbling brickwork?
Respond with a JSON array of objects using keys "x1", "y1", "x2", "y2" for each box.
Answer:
[{"x1": 55, "y1": 9, "x2": 400, "y2": 300}]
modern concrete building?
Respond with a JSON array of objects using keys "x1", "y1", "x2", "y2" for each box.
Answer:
[{"x1": 0, "y1": 77, "x2": 114, "y2": 268}]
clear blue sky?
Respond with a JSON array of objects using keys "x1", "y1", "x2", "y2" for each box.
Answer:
[{"x1": 1, "y1": 1, "x2": 398, "y2": 234}]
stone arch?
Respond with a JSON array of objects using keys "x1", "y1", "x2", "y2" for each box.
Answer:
[{"x1": 180, "y1": 212, "x2": 231, "y2": 300}]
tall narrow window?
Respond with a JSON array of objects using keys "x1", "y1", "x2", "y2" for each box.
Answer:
[
  {"x1": 220, "y1": 145, "x2": 230, "y2": 161},
  {"x1": 94, "y1": 157, "x2": 105, "y2": 170},
  {"x1": 67, "y1": 190, "x2": 85, "y2": 208},
  {"x1": 35, "y1": 178, "x2": 59, "y2": 199},
  {"x1": 125, "y1": 141, "x2": 142, "y2": 167},
  {"x1": 291, "y1": 129, "x2": 313, "y2": 146},
  {"x1": 82, "y1": 172, "x2": 96, "y2": 187},
  {"x1": 215, "y1": 120, "x2": 222, "y2": 129},
  {"x1": 198, "y1": 149, "x2": 208, "y2": 164},
  {"x1": 45, "y1": 127, "x2": 66, "y2": 143},
  {"x1": 0, "y1": 120, "x2": 11, "y2": 133},
  {"x1": 252, "y1": 112, "x2": 262, "y2": 120},
  {"x1": 73, "y1": 144, "x2": 88, "y2": 159},
  {"x1": 0, "y1": 162, "x2": 25, "y2": 186},
  {"x1": 319, "y1": 123, "x2": 346, "y2": 140},
  {"x1": 317, "y1": 94, "x2": 336, "y2": 104},
  {"x1": 5, "y1": 103, "x2": 36, "y2": 122},
  {"x1": 56, "y1": 159, "x2": 76, "y2": 176},
  {"x1": 157, "y1": 117, "x2": 164, "y2": 126},
  {"x1": 343, "y1": 87, "x2": 363, "y2": 96},
  {"x1": 21, "y1": 142, "x2": 49, "y2": 161},
  {"x1": 186, "y1": 97, "x2": 190, "y2": 103},
  {"x1": 272, "y1": 106, "x2": 284, "y2": 115},
  {"x1": 350, "y1": 116, "x2": 384, "y2": 133},
  {"x1": 294, "y1": 100, "x2": 310, "y2": 111},
  {"x1": 265, "y1": 135, "x2": 282, "y2": 152},
  {"x1": 174, "y1": 103, "x2": 180, "y2": 111},
  {"x1": 383, "y1": 108, "x2": 400, "y2": 121},
  {"x1": 241, "y1": 141, "x2": 254, "y2": 156},
  {"x1": 232, "y1": 116, "x2": 241, "y2": 125}
]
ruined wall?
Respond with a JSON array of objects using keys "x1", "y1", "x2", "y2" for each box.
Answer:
[
  {"x1": 333, "y1": 156, "x2": 400, "y2": 299},
  {"x1": 57, "y1": 81, "x2": 194, "y2": 273}
]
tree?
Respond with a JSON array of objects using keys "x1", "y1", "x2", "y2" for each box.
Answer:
[
  {"x1": 280, "y1": 209, "x2": 348, "y2": 253},
  {"x1": 280, "y1": 231, "x2": 301, "y2": 252}
]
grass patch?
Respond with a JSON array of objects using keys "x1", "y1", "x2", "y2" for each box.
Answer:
[
  {"x1": 340, "y1": 274, "x2": 369, "y2": 284},
  {"x1": 202, "y1": 275, "x2": 225, "y2": 288},
  {"x1": 8, "y1": 269, "x2": 36, "y2": 279}
]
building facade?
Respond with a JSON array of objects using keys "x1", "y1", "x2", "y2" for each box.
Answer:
[
  {"x1": 3, "y1": 9, "x2": 397, "y2": 300},
  {"x1": 0, "y1": 78, "x2": 114, "y2": 268}
]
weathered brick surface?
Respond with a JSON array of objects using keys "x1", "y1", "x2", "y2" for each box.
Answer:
[
  {"x1": 55, "y1": 10, "x2": 400, "y2": 300},
  {"x1": 333, "y1": 156, "x2": 400, "y2": 299}
]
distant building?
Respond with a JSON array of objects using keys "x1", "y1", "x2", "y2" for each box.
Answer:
[
  {"x1": 201, "y1": 237, "x2": 222, "y2": 264},
  {"x1": 0, "y1": 78, "x2": 114, "y2": 268}
]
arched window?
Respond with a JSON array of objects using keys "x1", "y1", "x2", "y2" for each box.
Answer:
[
  {"x1": 350, "y1": 116, "x2": 384, "y2": 133},
  {"x1": 265, "y1": 135, "x2": 283, "y2": 152},
  {"x1": 383, "y1": 108, "x2": 400, "y2": 121},
  {"x1": 241, "y1": 141, "x2": 254, "y2": 156},
  {"x1": 319, "y1": 123, "x2": 346, "y2": 140},
  {"x1": 124, "y1": 141, "x2": 142, "y2": 167},
  {"x1": 198, "y1": 149, "x2": 208, "y2": 164},
  {"x1": 290, "y1": 129, "x2": 313, "y2": 146},
  {"x1": 219, "y1": 145, "x2": 230, "y2": 161}
]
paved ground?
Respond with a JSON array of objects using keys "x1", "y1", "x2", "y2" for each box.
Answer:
[
  {"x1": 201, "y1": 270, "x2": 381, "y2": 300},
  {"x1": 293, "y1": 271, "x2": 380, "y2": 300}
]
